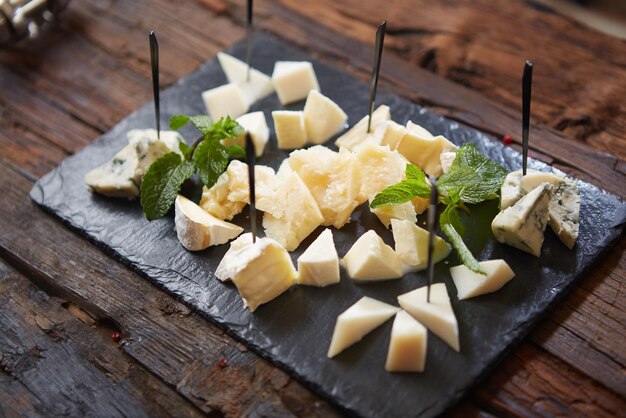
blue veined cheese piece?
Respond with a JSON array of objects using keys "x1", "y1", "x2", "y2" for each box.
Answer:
[
  {"x1": 491, "y1": 183, "x2": 553, "y2": 257},
  {"x1": 549, "y1": 179, "x2": 580, "y2": 249}
]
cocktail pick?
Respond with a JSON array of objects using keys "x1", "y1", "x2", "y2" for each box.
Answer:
[
  {"x1": 522, "y1": 60, "x2": 533, "y2": 176},
  {"x1": 426, "y1": 177, "x2": 438, "y2": 303},
  {"x1": 245, "y1": 0, "x2": 254, "y2": 82},
  {"x1": 245, "y1": 133, "x2": 256, "y2": 243},
  {"x1": 367, "y1": 21, "x2": 387, "y2": 133},
  {"x1": 149, "y1": 31, "x2": 160, "y2": 139}
]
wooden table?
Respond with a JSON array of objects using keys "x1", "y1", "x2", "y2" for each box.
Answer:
[{"x1": 1, "y1": 1, "x2": 624, "y2": 416}]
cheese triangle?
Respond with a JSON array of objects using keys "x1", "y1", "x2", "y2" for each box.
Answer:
[
  {"x1": 391, "y1": 219, "x2": 451, "y2": 271},
  {"x1": 450, "y1": 259, "x2": 515, "y2": 300},
  {"x1": 297, "y1": 229, "x2": 340, "y2": 287},
  {"x1": 334, "y1": 105, "x2": 391, "y2": 151},
  {"x1": 327, "y1": 297, "x2": 400, "y2": 358},
  {"x1": 397, "y1": 283, "x2": 460, "y2": 351},
  {"x1": 385, "y1": 310, "x2": 427, "y2": 372},
  {"x1": 342, "y1": 230, "x2": 403, "y2": 281},
  {"x1": 217, "y1": 52, "x2": 274, "y2": 105}
]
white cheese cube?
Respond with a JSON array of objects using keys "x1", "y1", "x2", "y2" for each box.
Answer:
[
  {"x1": 405, "y1": 121, "x2": 434, "y2": 139},
  {"x1": 342, "y1": 230, "x2": 403, "y2": 281},
  {"x1": 174, "y1": 195, "x2": 243, "y2": 251},
  {"x1": 215, "y1": 232, "x2": 254, "y2": 281},
  {"x1": 288, "y1": 146, "x2": 361, "y2": 228},
  {"x1": 273, "y1": 111, "x2": 307, "y2": 150},
  {"x1": 491, "y1": 183, "x2": 553, "y2": 257},
  {"x1": 395, "y1": 133, "x2": 458, "y2": 178},
  {"x1": 397, "y1": 283, "x2": 460, "y2": 352},
  {"x1": 440, "y1": 151, "x2": 457, "y2": 174},
  {"x1": 549, "y1": 179, "x2": 580, "y2": 249},
  {"x1": 217, "y1": 52, "x2": 274, "y2": 105},
  {"x1": 222, "y1": 111, "x2": 269, "y2": 157},
  {"x1": 450, "y1": 259, "x2": 515, "y2": 300},
  {"x1": 385, "y1": 311, "x2": 427, "y2": 372},
  {"x1": 370, "y1": 200, "x2": 416, "y2": 229},
  {"x1": 355, "y1": 144, "x2": 408, "y2": 202},
  {"x1": 334, "y1": 105, "x2": 391, "y2": 151},
  {"x1": 272, "y1": 61, "x2": 320, "y2": 105},
  {"x1": 374, "y1": 120, "x2": 406, "y2": 150},
  {"x1": 327, "y1": 296, "x2": 400, "y2": 358},
  {"x1": 391, "y1": 219, "x2": 451, "y2": 272},
  {"x1": 500, "y1": 169, "x2": 524, "y2": 210},
  {"x1": 202, "y1": 83, "x2": 249, "y2": 121},
  {"x1": 262, "y1": 170, "x2": 324, "y2": 251},
  {"x1": 297, "y1": 229, "x2": 340, "y2": 287},
  {"x1": 303, "y1": 90, "x2": 348, "y2": 144}
]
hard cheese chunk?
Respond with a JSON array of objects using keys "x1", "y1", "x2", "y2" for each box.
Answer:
[
  {"x1": 342, "y1": 230, "x2": 403, "y2": 281},
  {"x1": 406, "y1": 121, "x2": 435, "y2": 139},
  {"x1": 297, "y1": 229, "x2": 340, "y2": 287},
  {"x1": 202, "y1": 83, "x2": 249, "y2": 120},
  {"x1": 272, "y1": 61, "x2": 320, "y2": 105},
  {"x1": 327, "y1": 296, "x2": 400, "y2": 358},
  {"x1": 374, "y1": 120, "x2": 406, "y2": 150},
  {"x1": 334, "y1": 105, "x2": 391, "y2": 151},
  {"x1": 450, "y1": 259, "x2": 515, "y2": 300},
  {"x1": 273, "y1": 111, "x2": 307, "y2": 150},
  {"x1": 303, "y1": 90, "x2": 348, "y2": 144},
  {"x1": 397, "y1": 283, "x2": 460, "y2": 351},
  {"x1": 385, "y1": 311, "x2": 427, "y2": 372},
  {"x1": 548, "y1": 179, "x2": 580, "y2": 249},
  {"x1": 224, "y1": 238, "x2": 297, "y2": 312},
  {"x1": 395, "y1": 131, "x2": 458, "y2": 178},
  {"x1": 288, "y1": 146, "x2": 361, "y2": 228},
  {"x1": 262, "y1": 170, "x2": 324, "y2": 251},
  {"x1": 391, "y1": 219, "x2": 451, "y2": 272},
  {"x1": 222, "y1": 111, "x2": 269, "y2": 157},
  {"x1": 215, "y1": 232, "x2": 254, "y2": 281},
  {"x1": 355, "y1": 144, "x2": 407, "y2": 202},
  {"x1": 174, "y1": 195, "x2": 243, "y2": 251},
  {"x1": 491, "y1": 183, "x2": 553, "y2": 257},
  {"x1": 217, "y1": 52, "x2": 274, "y2": 105},
  {"x1": 370, "y1": 200, "x2": 416, "y2": 229}
]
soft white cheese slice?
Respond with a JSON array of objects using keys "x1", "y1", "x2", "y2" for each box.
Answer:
[
  {"x1": 174, "y1": 195, "x2": 243, "y2": 251},
  {"x1": 202, "y1": 82, "x2": 249, "y2": 121},
  {"x1": 217, "y1": 52, "x2": 274, "y2": 105},
  {"x1": 355, "y1": 144, "x2": 408, "y2": 202},
  {"x1": 342, "y1": 230, "x2": 403, "y2": 281},
  {"x1": 272, "y1": 61, "x2": 320, "y2": 105},
  {"x1": 303, "y1": 90, "x2": 348, "y2": 144},
  {"x1": 370, "y1": 200, "x2": 417, "y2": 229},
  {"x1": 215, "y1": 232, "x2": 254, "y2": 281},
  {"x1": 395, "y1": 133, "x2": 458, "y2": 178},
  {"x1": 450, "y1": 259, "x2": 515, "y2": 300},
  {"x1": 385, "y1": 310, "x2": 427, "y2": 372},
  {"x1": 222, "y1": 111, "x2": 269, "y2": 157},
  {"x1": 440, "y1": 151, "x2": 457, "y2": 174},
  {"x1": 334, "y1": 105, "x2": 391, "y2": 151},
  {"x1": 548, "y1": 179, "x2": 580, "y2": 249},
  {"x1": 391, "y1": 219, "x2": 451, "y2": 272},
  {"x1": 491, "y1": 183, "x2": 553, "y2": 257},
  {"x1": 297, "y1": 229, "x2": 340, "y2": 287},
  {"x1": 273, "y1": 110, "x2": 308, "y2": 150},
  {"x1": 288, "y1": 146, "x2": 361, "y2": 228},
  {"x1": 397, "y1": 283, "x2": 460, "y2": 352},
  {"x1": 327, "y1": 296, "x2": 400, "y2": 358}
]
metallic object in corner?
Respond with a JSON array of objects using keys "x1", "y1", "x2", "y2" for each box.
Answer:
[{"x1": 0, "y1": 0, "x2": 70, "y2": 47}]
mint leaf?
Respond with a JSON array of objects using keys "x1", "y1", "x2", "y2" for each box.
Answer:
[
  {"x1": 170, "y1": 115, "x2": 190, "y2": 130},
  {"x1": 140, "y1": 153, "x2": 196, "y2": 221},
  {"x1": 370, "y1": 164, "x2": 431, "y2": 208},
  {"x1": 207, "y1": 116, "x2": 243, "y2": 140},
  {"x1": 189, "y1": 115, "x2": 214, "y2": 135},
  {"x1": 227, "y1": 145, "x2": 246, "y2": 159},
  {"x1": 440, "y1": 220, "x2": 485, "y2": 275},
  {"x1": 440, "y1": 204, "x2": 464, "y2": 237},
  {"x1": 179, "y1": 141, "x2": 192, "y2": 160},
  {"x1": 193, "y1": 139, "x2": 229, "y2": 188}
]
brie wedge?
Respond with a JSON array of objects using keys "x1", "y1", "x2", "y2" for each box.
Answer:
[
  {"x1": 272, "y1": 61, "x2": 320, "y2": 105},
  {"x1": 342, "y1": 230, "x2": 403, "y2": 281},
  {"x1": 327, "y1": 296, "x2": 400, "y2": 358},
  {"x1": 215, "y1": 232, "x2": 254, "y2": 281},
  {"x1": 334, "y1": 105, "x2": 391, "y2": 151},
  {"x1": 217, "y1": 52, "x2": 274, "y2": 105},
  {"x1": 273, "y1": 110, "x2": 308, "y2": 150},
  {"x1": 450, "y1": 259, "x2": 515, "y2": 300},
  {"x1": 303, "y1": 90, "x2": 348, "y2": 144},
  {"x1": 391, "y1": 219, "x2": 451, "y2": 272},
  {"x1": 385, "y1": 311, "x2": 427, "y2": 372},
  {"x1": 201, "y1": 82, "x2": 249, "y2": 120},
  {"x1": 297, "y1": 229, "x2": 340, "y2": 287}
]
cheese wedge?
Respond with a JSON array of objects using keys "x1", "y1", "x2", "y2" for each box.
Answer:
[
  {"x1": 342, "y1": 230, "x2": 403, "y2": 281},
  {"x1": 288, "y1": 146, "x2": 361, "y2": 228},
  {"x1": 202, "y1": 83, "x2": 249, "y2": 120},
  {"x1": 217, "y1": 52, "x2": 274, "y2": 105},
  {"x1": 215, "y1": 232, "x2": 254, "y2": 281},
  {"x1": 297, "y1": 229, "x2": 340, "y2": 287},
  {"x1": 520, "y1": 171, "x2": 562, "y2": 194},
  {"x1": 548, "y1": 179, "x2": 580, "y2": 249},
  {"x1": 374, "y1": 120, "x2": 406, "y2": 150},
  {"x1": 334, "y1": 105, "x2": 391, "y2": 151},
  {"x1": 224, "y1": 238, "x2": 297, "y2": 312},
  {"x1": 395, "y1": 133, "x2": 458, "y2": 178},
  {"x1": 273, "y1": 111, "x2": 307, "y2": 150},
  {"x1": 500, "y1": 169, "x2": 524, "y2": 210},
  {"x1": 391, "y1": 219, "x2": 451, "y2": 272},
  {"x1": 222, "y1": 111, "x2": 269, "y2": 157},
  {"x1": 397, "y1": 283, "x2": 460, "y2": 351},
  {"x1": 450, "y1": 259, "x2": 515, "y2": 300},
  {"x1": 303, "y1": 90, "x2": 348, "y2": 144},
  {"x1": 174, "y1": 195, "x2": 243, "y2": 251},
  {"x1": 370, "y1": 200, "x2": 417, "y2": 229},
  {"x1": 440, "y1": 151, "x2": 457, "y2": 174},
  {"x1": 406, "y1": 121, "x2": 434, "y2": 139},
  {"x1": 385, "y1": 311, "x2": 427, "y2": 372},
  {"x1": 272, "y1": 61, "x2": 320, "y2": 105},
  {"x1": 262, "y1": 170, "x2": 324, "y2": 251},
  {"x1": 327, "y1": 296, "x2": 400, "y2": 358},
  {"x1": 355, "y1": 144, "x2": 408, "y2": 202},
  {"x1": 492, "y1": 183, "x2": 553, "y2": 257}
]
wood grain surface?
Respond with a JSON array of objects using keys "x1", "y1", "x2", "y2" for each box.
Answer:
[{"x1": 0, "y1": 0, "x2": 624, "y2": 416}]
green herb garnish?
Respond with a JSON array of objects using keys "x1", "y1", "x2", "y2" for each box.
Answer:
[
  {"x1": 140, "y1": 114, "x2": 244, "y2": 220},
  {"x1": 371, "y1": 143, "x2": 507, "y2": 273}
]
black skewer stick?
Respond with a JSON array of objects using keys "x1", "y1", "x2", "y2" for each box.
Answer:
[
  {"x1": 522, "y1": 60, "x2": 533, "y2": 176},
  {"x1": 245, "y1": 0, "x2": 254, "y2": 82},
  {"x1": 149, "y1": 31, "x2": 160, "y2": 139},
  {"x1": 245, "y1": 133, "x2": 256, "y2": 243},
  {"x1": 367, "y1": 21, "x2": 387, "y2": 134},
  {"x1": 426, "y1": 177, "x2": 439, "y2": 304}
]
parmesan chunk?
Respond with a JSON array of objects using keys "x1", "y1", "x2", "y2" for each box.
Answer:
[{"x1": 355, "y1": 144, "x2": 407, "y2": 202}]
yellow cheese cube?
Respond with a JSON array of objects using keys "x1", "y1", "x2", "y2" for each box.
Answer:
[
  {"x1": 273, "y1": 111, "x2": 307, "y2": 150},
  {"x1": 272, "y1": 61, "x2": 320, "y2": 105},
  {"x1": 303, "y1": 90, "x2": 348, "y2": 144}
]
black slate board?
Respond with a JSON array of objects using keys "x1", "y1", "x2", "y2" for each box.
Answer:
[{"x1": 30, "y1": 33, "x2": 626, "y2": 418}]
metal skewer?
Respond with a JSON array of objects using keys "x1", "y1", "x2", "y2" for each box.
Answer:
[
  {"x1": 522, "y1": 60, "x2": 533, "y2": 176},
  {"x1": 245, "y1": 133, "x2": 256, "y2": 243},
  {"x1": 149, "y1": 31, "x2": 160, "y2": 139},
  {"x1": 367, "y1": 21, "x2": 386, "y2": 134},
  {"x1": 426, "y1": 177, "x2": 438, "y2": 303},
  {"x1": 245, "y1": 0, "x2": 254, "y2": 82}
]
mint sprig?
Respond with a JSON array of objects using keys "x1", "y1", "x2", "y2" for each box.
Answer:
[
  {"x1": 370, "y1": 164, "x2": 431, "y2": 208},
  {"x1": 140, "y1": 115, "x2": 244, "y2": 220}
]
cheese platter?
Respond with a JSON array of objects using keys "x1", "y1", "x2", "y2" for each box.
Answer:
[{"x1": 30, "y1": 32, "x2": 626, "y2": 417}]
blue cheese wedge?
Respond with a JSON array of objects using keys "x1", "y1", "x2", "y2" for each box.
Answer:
[
  {"x1": 297, "y1": 229, "x2": 340, "y2": 287},
  {"x1": 450, "y1": 259, "x2": 515, "y2": 300},
  {"x1": 548, "y1": 179, "x2": 580, "y2": 249},
  {"x1": 491, "y1": 183, "x2": 553, "y2": 257},
  {"x1": 500, "y1": 169, "x2": 524, "y2": 210},
  {"x1": 341, "y1": 230, "x2": 403, "y2": 281}
]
